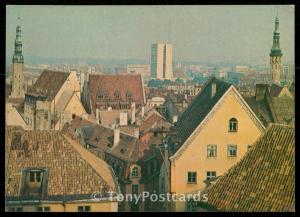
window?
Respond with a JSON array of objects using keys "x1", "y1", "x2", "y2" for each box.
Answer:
[
  {"x1": 126, "y1": 91, "x2": 132, "y2": 100},
  {"x1": 187, "y1": 172, "x2": 197, "y2": 184},
  {"x1": 228, "y1": 145, "x2": 237, "y2": 157},
  {"x1": 131, "y1": 167, "x2": 139, "y2": 178},
  {"x1": 132, "y1": 184, "x2": 139, "y2": 195},
  {"x1": 8, "y1": 207, "x2": 23, "y2": 212},
  {"x1": 78, "y1": 206, "x2": 91, "y2": 212},
  {"x1": 29, "y1": 171, "x2": 41, "y2": 182},
  {"x1": 229, "y1": 118, "x2": 238, "y2": 132},
  {"x1": 114, "y1": 91, "x2": 120, "y2": 99},
  {"x1": 206, "y1": 171, "x2": 216, "y2": 180},
  {"x1": 207, "y1": 145, "x2": 217, "y2": 157},
  {"x1": 36, "y1": 207, "x2": 50, "y2": 212}
]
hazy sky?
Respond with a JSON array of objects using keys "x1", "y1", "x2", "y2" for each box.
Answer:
[{"x1": 6, "y1": 5, "x2": 294, "y2": 65}]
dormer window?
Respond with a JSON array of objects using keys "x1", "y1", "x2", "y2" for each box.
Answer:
[
  {"x1": 20, "y1": 168, "x2": 47, "y2": 198},
  {"x1": 131, "y1": 166, "x2": 139, "y2": 178},
  {"x1": 229, "y1": 118, "x2": 238, "y2": 132},
  {"x1": 126, "y1": 91, "x2": 132, "y2": 100},
  {"x1": 114, "y1": 91, "x2": 120, "y2": 99},
  {"x1": 97, "y1": 90, "x2": 108, "y2": 99}
]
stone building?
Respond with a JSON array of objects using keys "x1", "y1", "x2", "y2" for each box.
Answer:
[{"x1": 23, "y1": 70, "x2": 86, "y2": 130}]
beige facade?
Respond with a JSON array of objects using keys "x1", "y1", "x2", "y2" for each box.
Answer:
[
  {"x1": 6, "y1": 201, "x2": 118, "y2": 212},
  {"x1": 5, "y1": 103, "x2": 26, "y2": 129},
  {"x1": 270, "y1": 56, "x2": 281, "y2": 84},
  {"x1": 169, "y1": 86, "x2": 265, "y2": 211},
  {"x1": 24, "y1": 71, "x2": 86, "y2": 130}
]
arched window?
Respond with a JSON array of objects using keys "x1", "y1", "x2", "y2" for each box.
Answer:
[
  {"x1": 131, "y1": 166, "x2": 139, "y2": 177},
  {"x1": 229, "y1": 118, "x2": 238, "y2": 132}
]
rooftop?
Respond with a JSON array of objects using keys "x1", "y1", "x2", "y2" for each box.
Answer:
[{"x1": 204, "y1": 124, "x2": 295, "y2": 212}]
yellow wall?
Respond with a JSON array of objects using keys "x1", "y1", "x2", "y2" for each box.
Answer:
[
  {"x1": 170, "y1": 88, "x2": 264, "y2": 211},
  {"x1": 7, "y1": 201, "x2": 118, "y2": 212}
]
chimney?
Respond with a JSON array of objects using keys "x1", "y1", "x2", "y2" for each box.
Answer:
[
  {"x1": 141, "y1": 106, "x2": 145, "y2": 118},
  {"x1": 184, "y1": 94, "x2": 187, "y2": 100},
  {"x1": 96, "y1": 108, "x2": 100, "y2": 124},
  {"x1": 119, "y1": 112, "x2": 128, "y2": 126},
  {"x1": 134, "y1": 128, "x2": 139, "y2": 139},
  {"x1": 108, "y1": 107, "x2": 112, "y2": 111},
  {"x1": 211, "y1": 82, "x2": 216, "y2": 98},
  {"x1": 172, "y1": 115, "x2": 178, "y2": 124},
  {"x1": 255, "y1": 84, "x2": 268, "y2": 101},
  {"x1": 131, "y1": 102, "x2": 136, "y2": 124},
  {"x1": 114, "y1": 126, "x2": 120, "y2": 147}
]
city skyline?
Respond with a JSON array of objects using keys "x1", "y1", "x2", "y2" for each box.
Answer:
[{"x1": 6, "y1": 5, "x2": 294, "y2": 66}]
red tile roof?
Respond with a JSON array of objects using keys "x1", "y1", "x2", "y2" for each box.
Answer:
[{"x1": 88, "y1": 74, "x2": 145, "y2": 114}]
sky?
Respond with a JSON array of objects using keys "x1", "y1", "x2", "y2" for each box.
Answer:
[{"x1": 6, "y1": 5, "x2": 294, "y2": 65}]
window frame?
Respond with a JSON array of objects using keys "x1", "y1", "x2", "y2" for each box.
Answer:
[
  {"x1": 131, "y1": 166, "x2": 139, "y2": 178},
  {"x1": 207, "y1": 144, "x2": 217, "y2": 157},
  {"x1": 228, "y1": 145, "x2": 238, "y2": 157},
  {"x1": 78, "y1": 206, "x2": 91, "y2": 212},
  {"x1": 206, "y1": 171, "x2": 217, "y2": 180},
  {"x1": 229, "y1": 118, "x2": 238, "y2": 132},
  {"x1": 187, "y1": 171, "x2": 197, "y2": 184}
]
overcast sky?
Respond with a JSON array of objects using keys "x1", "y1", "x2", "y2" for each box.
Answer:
[{"x1": 6, "y1": 5, "x2": 294, "y2": 65}]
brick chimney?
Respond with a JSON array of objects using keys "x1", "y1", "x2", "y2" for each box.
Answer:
[
  {"x1": 131, "y1": 102, "x2": 136, "y2": 124},
  {"x1": 134, "y1": 127, "x2": 139, "y2": 139},
  {"x1": 114, "y1": 126, "x2": 120, "y2": 147},
  {"x1": 141, "y1": 106, "x2": 145, "y2": 118},
  {"x1": 211, "y1": 82, "x2": 216, "y2": 98},
  {"x1": 96, "y1": 108, "x2": 100, "y2": 124}
]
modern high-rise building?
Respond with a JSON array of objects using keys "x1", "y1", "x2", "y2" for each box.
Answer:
[
  {"x1": 10, "y1": 15, "x2": 25, "y2": 98},
  {"x1": 270, "y1": 15, "x2": 282, "y2": 84},
  {"x1": 151, "y1": 43, "x2": 173, "y2": 80}
]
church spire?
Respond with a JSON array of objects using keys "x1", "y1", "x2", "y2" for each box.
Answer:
[
  {"x1": 270, "y1": 13, "x2": 282, "y2": 85},
  {"x1": 13, "y1": 12, "x2": 24, "y2": 63}
]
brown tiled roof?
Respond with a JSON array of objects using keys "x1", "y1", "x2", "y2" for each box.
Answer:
[
  {"x1": 174, "y1": 77, "x2": 231, "y2": 146},
  {"x1": 140, "y1": 112, "x2": 171, "y2": 134},
  {"x1": 88, "y1": 74, "x2": 145, "y2": 114},
  {"x1": 243, "y1": 85, "x2": 294, "y2": 126},
  {"x1": 5, "y1": 126, "x2": 117, "y2": 201},
  {"x1": 27, "y1": 70, "x2": 69, "y2": 101},
  {"x1": 204, "y1": 124, "x2": 295, "y2": 212}
]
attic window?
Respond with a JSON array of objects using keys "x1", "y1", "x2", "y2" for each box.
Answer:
[
  {"x1": 21, "y1": 168, "x2": 47, "y2": 198},
  {"x1": 114, "y1": 91, "x2": 120, "y2": 99},
  {"x1": 126, "y1": 91, "x2": 132, "y2": 100},
  {"x1": 229, "y1": 118, "x2": 238, "y2": 132},
  {"x1": 97, "y1": 90, "x2": 108, "y2": 99}
]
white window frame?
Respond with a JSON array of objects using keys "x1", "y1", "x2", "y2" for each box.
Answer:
[
  {"x1": 187, "y1": 171, "x2": 197, "y2": 184},
  {"x1": 228, "y1": 145, "x2": 237, "y2": 157},
  {"x1": 206, "y1": 171, "x2": 216, "y2": 180},
  {"x1": 207, "y1": 144, "x2": 217, "y2": 157}
]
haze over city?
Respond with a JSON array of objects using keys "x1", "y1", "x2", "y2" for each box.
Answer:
[{"x1": 6, "y1": 5, "x2": 294, "y2": 66}]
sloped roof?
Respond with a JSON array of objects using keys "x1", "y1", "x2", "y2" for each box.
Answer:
[
  {"x1": 27, "y1": 70, "x2": 69, "y2": 101},
  {"x1": 204, "y1": 124, "x2": 295, "y2": 212},
  {"x1": 174, "y1": 77, "x2": 231, "y2": 146},
  {"x1": 269, "y1": 83, "x2": 284, "y2": 97},
  {"x1": 5, "y1": 126, "x2": 117, "y2": 201},
  {"x1": 88, "y1": 74, "x2": 145, "y2": 114}
]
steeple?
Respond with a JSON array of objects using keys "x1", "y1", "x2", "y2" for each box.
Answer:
[
  {"x1": 13, "y1": 12, "x2": 24, "y2": 63},
  {"x1": 269, "y1": 13, "x2": 282, "y2": 85},
  {"x1": 270, "y1": 15, "x2": 282, "y2": 57}
]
